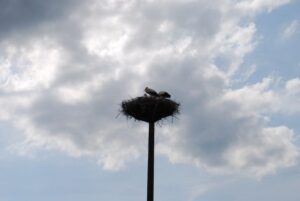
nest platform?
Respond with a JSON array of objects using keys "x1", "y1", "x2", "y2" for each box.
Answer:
[{"x1": 121, "y1": 96, "x2": 180, "y2": 123}]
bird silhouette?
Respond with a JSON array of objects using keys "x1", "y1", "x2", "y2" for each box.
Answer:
[
  {"x1": 158, "y1": 91, "x2": 171, "y2": 98},
  {"x1": 144, "y1": 87, "x2": 158, "y2": 97}
]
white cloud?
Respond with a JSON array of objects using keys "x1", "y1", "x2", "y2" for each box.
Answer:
[
  {"x1": 189, "y1": 183, "x2": 215, "y2": 201},
  {"x1": 286, "y1": 78, "x2": 300, "y2": 94},
  {"x1": 224, "y1": 126, "x2": 298, "y2": 176},
  {"x1": 236, "y1": 0, "x2": 291, "y2": 14},
  {"x1": 224, "y1": 77, "x2": 279, "y2": 113},
  {"x1": 282, "y1": 20, "x2": 299, "y2": 39},
  {"x1": 224, "y1": 77, "x2": 300, "y2": 114},
  {"x1": 158, "y1": 76, "x2": 300, "y2": 177},
  {"x1": 0, "y1": 0, "x2": 298, "y2": 176},
  {"x1": 214, "y1": 23, "x2": 257, "y2": 76},
  {"x1": 0, "y1": 39, "x2": 61, "y2": 92}
]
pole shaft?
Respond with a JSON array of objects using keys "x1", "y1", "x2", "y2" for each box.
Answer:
[{"x1": 147, "y1": 122, "x2": 155, "y2": 201}]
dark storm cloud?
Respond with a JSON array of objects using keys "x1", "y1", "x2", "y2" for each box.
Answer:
[{"x1": 0, "y1": 0, "x2": 80, "y2": 39}]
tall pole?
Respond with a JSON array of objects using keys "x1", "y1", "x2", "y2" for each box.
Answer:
[
  {"x1": 147, "y1": 122, "x2": 155, "y2": 201},
  {"x1": 121, "y1": 95, "x2": 179, "y2": 201}
]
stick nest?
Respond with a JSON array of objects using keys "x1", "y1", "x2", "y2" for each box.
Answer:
[{"x1": 121, "y1": 96, "x2": 180, "y2": 123}]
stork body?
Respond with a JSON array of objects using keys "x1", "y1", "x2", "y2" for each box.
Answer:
[
  {"x1": 158, "y1": 91, "x2": 171, "y2": 98},
  {"x1": 145, "y1": 87, "x2": 158, "y2": 97}
]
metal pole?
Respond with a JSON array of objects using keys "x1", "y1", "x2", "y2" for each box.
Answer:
[{"x1": 147, "y1": 122, "x2": 155, "y2": 201}]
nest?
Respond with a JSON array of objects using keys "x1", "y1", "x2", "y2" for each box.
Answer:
[{"x1": 121, "y1": 96, "x2": 180, "y2": 123}]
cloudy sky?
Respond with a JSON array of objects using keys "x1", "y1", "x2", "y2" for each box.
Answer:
[{"x1": 0, "y1": 0, "x2": 299, "y2": 200}]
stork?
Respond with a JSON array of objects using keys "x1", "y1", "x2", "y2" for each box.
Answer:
[
  {"x1": 144, "y1": 87, "x2": 158, "y2": 97},
  {"x1": 158, "y1": 91, "x2": 171, "y2": 98}
]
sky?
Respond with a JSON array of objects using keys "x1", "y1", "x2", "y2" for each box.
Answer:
[{"x1": 0, "y1": 0, "x2": 299, "y2": 200}]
